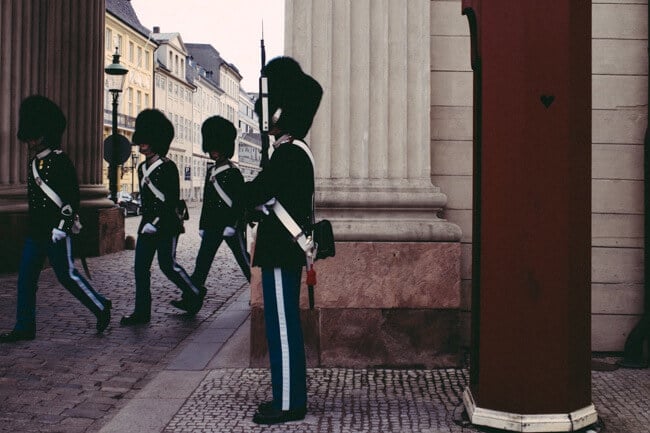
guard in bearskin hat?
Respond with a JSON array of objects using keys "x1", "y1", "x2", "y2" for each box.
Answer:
[
  {"x1": 120, "y1": 109, "x2": 205, "y2": 326},
  {"x1": 0, "y1": 95, "x2": 112, "y2": 343},
  {"x1": 246, "y1": 56, "x2": 323, "y2": 424},
  {"x1": 169, "y1": 115, "x2": 250, "y2": 314}
]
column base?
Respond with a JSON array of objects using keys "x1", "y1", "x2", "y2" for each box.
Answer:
[
  {"x1": 463, "y1": 388, "x2": 599, "y2": 432},
  {"x1": 250, "y1": 241, "x2": 462, "y2": 368},
  {"x1": 316, "y1": 179, "x2": 462, "y2": 242}
]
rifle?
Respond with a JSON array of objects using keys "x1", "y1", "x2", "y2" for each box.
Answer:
[{"x1": 258, "y1": 23, "x2": 270, "y2": 169}]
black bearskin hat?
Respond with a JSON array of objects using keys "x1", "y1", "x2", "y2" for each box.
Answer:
[
  {"x1": 201, "y1": 116, "x2": 237, "y2": 158},
  {"x1": 132, "y1": 109, "x2": 174, "y2": 156},
  {"x1": 17, "y1": 95, "x2": 67, "y2": 148},
  {"x1": 255, "y1": 56, "x2": 323, "y2": 139}
]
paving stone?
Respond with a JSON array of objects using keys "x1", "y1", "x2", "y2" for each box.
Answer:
[
  {"x1": 2, "y1": 205, "x2": 650, "y2": 433},
  {"x1": 0, "y1": 205, "x2": 246, "y2": 433}
]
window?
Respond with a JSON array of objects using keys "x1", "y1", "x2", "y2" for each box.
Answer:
[
  {"x1": 145, "y1": 93, "x2": 150, "y2": 108},
  {"x1": 136, "y1": 91, "x2": 142, "y2": 114},
  {"x1": 127, "y1": 88, "x2": 133, "y2": 117},
  {"x1": 129, "y1": 42, "x2": 134, "y2": 62},
  {"x1": 105, "y1": 29, "x2": 113, "y2": 51},
  {"x1": 145, "y1": 50, "x2": 151, "y2": 68},
  {"x1": 116, "y1": 35, "x2": 123, "y2": 55}
]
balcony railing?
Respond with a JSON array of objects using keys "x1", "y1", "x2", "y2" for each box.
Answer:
[{"x1": 103, "y1": 109, "x2": 136, "y2": 131}]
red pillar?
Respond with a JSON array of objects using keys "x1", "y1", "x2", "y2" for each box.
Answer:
[{"x1": 462, "y1": 1, "x2": 597, "y2": 430}]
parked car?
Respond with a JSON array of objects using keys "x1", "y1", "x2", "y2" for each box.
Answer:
[
  {"x1": 120, "y1": 197, "x2": 141, "y2": 216},
  {"x1": 114, "y1": 192, "x2": 141, "y2": 217}
]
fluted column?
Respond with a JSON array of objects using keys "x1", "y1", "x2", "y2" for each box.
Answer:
[
  {"x1": 42, "y1": 0, "x2": 109, "y2": 206},
  {"x1": 0, "y1": 0, "x2": 108, "y2": 205},
  {"x1": 0, "y1": 0, "x2": 120, "y2": 272},
  {"x1": 0, "y1": 0, "x2": 41, "y2": 211},
  {"x1": 285, "y1": 0, "x2": 460, "y2": 241}
]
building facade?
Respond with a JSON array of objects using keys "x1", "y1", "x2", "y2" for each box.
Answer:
[
  {"x1": 152, "y1": 29, "x2": 196, "y2": 200},
  {"x1": 104, "y1": 0, "x2": 156, "y2": 196},
  {"x1": 238, "y1": 90, "x2": 262, "y2": 180},
  {"x1": 186, "y1": 43, "x2": 249, "y2": 186},
  {"x1": 186, "y1": 54, "x2": 224, "y2": 200}
]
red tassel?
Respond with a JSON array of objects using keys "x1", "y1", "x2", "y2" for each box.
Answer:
[{"x1": 306, "y1": 266, "x2": 317, "y2": 286}]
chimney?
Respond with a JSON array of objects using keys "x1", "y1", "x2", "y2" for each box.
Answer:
[{"x1": 153, "y1": 26, "x2": 160, "y2": 33}]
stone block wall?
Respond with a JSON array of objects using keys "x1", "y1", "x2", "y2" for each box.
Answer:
[{"x1": 250, "y1": 242, "x2": 462, "y2": 368}]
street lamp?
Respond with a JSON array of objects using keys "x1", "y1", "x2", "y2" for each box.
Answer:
[
  {"x1": 104, "y1": 47, "x2": 129, "y2": 203},
  {"x1": 131, "y1": 151, "x2": 138, "y2": 194}
]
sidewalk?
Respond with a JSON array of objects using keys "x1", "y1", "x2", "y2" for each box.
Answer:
[
  {"x1": 94, "y1": 292, "x2": 650, "y2": 433},
  {"x1": 1, "y1": 205, "x2": 650, "y2": 432}
]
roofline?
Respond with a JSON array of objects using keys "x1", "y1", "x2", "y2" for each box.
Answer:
[{"x1": 106, "y1": 10, "x2": 160, "y2": 47}]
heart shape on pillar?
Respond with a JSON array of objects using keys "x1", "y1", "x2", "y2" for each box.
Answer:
[{"x1": 540, "y1": 95, "x2": 555, "y2": 108}]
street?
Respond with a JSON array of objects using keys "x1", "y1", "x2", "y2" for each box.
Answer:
[{"x1": 0, "y1": 203, "x2": 247, "y2": 433}]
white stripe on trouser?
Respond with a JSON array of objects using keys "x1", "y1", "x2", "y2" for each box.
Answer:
[
  {"x1": 65, "y1": 237, "x2": 104, "y2": 310},
  {"x1": 171, "y1": 236, "x2": 200, "y2": 295},
  {"x1": 274, "y1": 267, "x2": 291, "y2": 410}
]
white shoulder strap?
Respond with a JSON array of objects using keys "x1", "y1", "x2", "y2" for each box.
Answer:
[
  {"x1": 32, "y1": 158, "x2": 63, "y2": 208},
  {"x1": 271, "y1": 200, "x2": 311, "y2": 252},
  {"x1": 264, "y1": 140, "x2": 317, "y2": 254},
  {"x1": 209, "y1": 164, "x2": 233, "y2": 207},
  {"x1": 140, "y1": 159, "x2": 166, "y2": 202},
  {"x1": 292, "y1": 140, "x2": 315, "y2": 167}
]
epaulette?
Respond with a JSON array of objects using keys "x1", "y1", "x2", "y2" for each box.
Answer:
[{"x1": 54, "y1": 149, "x2": 63, "y2": 154}]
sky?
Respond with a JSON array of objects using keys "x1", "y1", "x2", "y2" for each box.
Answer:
[{"x1": 129, "y1": 0, "x2": 285, "y2": 93}]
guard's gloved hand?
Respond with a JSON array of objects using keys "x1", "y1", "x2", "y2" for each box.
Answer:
[
  {"x1": 141, "y1": 223, "x2": 158, "y2": 234},
  {"x1": 223, "y1": 226, "x2": 236, "y2": 237},
  {"x1": 51, "y1": 228, "x2": 67, "y2": 243},
  {"x1": 199, "y1": 229, "x2": 205, "y2": 238},
  {"x1": 254, "y1": 198, "x2": 277, "y2": 216}
]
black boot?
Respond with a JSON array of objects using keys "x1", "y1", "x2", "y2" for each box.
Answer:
[
  {"x1": 96, "y1": 299, "x2": 112, "y2": 334},
  {"x1": 252, "y1": 406, "x2": 306, "y2": 425},
  {"x1": 172, "y1": 287, "x2": 206, "y2": 315},
  {"x1": 0, "y1": 329, "x2": 36, "y2": 343},
  {"x1": 120, "y1": 312, "x2": 150, "y2": 326}
]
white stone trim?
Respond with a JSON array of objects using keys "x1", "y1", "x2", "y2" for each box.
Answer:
[{"x1": 463, "y1": 387, "x2": 598, "y2": 432}]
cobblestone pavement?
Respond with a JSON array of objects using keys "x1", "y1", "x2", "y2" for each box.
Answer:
[
  {"x1": 165, "y1": 368, "x2": 474, "y2": 433},
  {"x1": 159, "y1": 363, "x2": 650, "y2": 433},
  {"x1": 3, "y1": 205, "x2": 650, "y2": 433},
  {"x1": 0, "y1": 204, "x2": 248, "y2": 433}
]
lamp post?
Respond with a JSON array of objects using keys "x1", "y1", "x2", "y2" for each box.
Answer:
[
  {"x1": 104, "y1": 47, "x2": 129, "y2": 203},
  {"x1": 131, "y1": 151, "x2": 138, "y2": 194}
]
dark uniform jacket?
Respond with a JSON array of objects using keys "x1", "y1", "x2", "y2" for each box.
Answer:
[
  {"x1": 138, "y1": 157, "x2": 183, "y2": 235},
  {"x1": 246, "y1": 140, "x2": 314, "y2": 268},
  {"x1": 199, "y1": 161, "x2": 245, "y2": 232},
  {"x1": 27, "y1": 148, "x2": 80, "y2": 240}
]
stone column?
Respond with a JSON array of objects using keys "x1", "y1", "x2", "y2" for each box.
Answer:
[
  {"x1": 250, "y1": 0, "x2": 462, "y2": 368},
  {"x1": 0, "y1": 0, "x2": 123, "y2": 273},
  {"x1": 286, "y1": 0, "x2": 460, "y2": 242}
]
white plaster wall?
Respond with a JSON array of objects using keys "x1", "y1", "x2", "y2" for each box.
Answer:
[{"x1": 430, "y1": 0, "x2": 648, "y2": 351}]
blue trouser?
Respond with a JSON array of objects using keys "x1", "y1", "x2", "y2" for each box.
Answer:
[
  {"x1": 192, "y1": 228, "x2": 251, "y2": 287},
  {"x1": 15, "y1": 236, "x2": 109, "y2": 333},
  {"x1": 133, "y1": 232, "x2": 200, "y2": 316},
  {"x1": 261, "y1": 266, "x2": 306, "y2": 411}
]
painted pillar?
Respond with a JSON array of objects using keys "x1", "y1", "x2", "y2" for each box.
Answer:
[
  {"x1": 0, "y1": 0, "x2": 123, "y2": 272},
  {"x1": 250, "y1": 0, "x2": 463, "y2": 368},
  {"x1": 461, "y1": 1, "x2": 597, "y2": 431}
]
